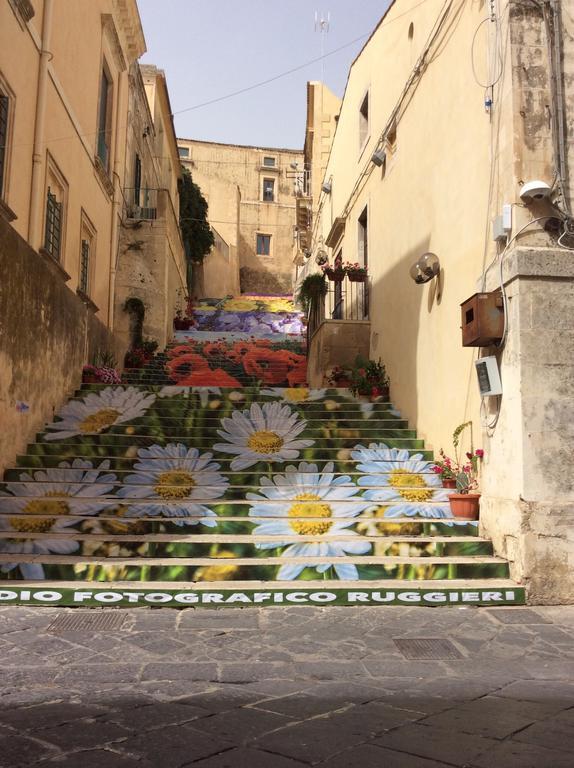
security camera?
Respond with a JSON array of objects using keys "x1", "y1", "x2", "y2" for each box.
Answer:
[{"x1": 519, "y1": 180, "x2": 552, "y2": 203}]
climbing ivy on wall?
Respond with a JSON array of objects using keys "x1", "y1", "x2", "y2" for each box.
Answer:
[{"x1": 178, "y1": 167, "x2": 214, "y2": 288}]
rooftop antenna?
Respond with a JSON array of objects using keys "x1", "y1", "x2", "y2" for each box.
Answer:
[{"x1": 314, "y1": 11, "x2": 330, "y2": 84}]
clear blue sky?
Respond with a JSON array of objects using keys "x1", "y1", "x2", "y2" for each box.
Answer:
[{"x1": 138, "y1": 0, "x2": 391, "y2": 149}]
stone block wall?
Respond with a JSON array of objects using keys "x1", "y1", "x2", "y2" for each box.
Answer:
[
  {"x1": 308, "y1": 320, "x2": 371, "y2": 388},
  {"x1": 482, "y1": 246, "x2": 574, "y2": 603},
  {"x1": 0, "y1": 218, "x2": 126, "y2": 473}
]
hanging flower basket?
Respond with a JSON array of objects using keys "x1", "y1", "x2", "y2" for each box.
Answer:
[
  {"x1": 448, "y1": 493, "x2": 481, "y2": 520},
  {"x1": 323, "y1": 267, "x2": 346, "y2": 282},
  {"x1": 343, "y1": 262, "x2": 368, "y2": 282}
]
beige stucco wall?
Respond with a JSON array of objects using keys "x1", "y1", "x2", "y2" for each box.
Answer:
[
  {"x1": 177, "y1": 139, "x2": 303, "y2": 296},
  {"x1": 311, "y1": 0, "x2": 574, "y2": 600},
  {"x1": 0, "y1": 0, "x2": 146, "y2": 322},
  {"x1": 0, "y1": 216, "x2": 127, "y2": 474},
  {"x1": 114, "y1": 64, "x2": 186, "y2": 350}
]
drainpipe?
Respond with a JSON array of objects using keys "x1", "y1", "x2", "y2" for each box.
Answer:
[
  {"x1": 107, "y1": 70, "x2": 126, "y2": 329},
  {"x1": 28, "y1": 0, "x2": 54, "y2": 249},
  {"x1": 543, "y1": 0, "x2": 570, "y2": 214}
]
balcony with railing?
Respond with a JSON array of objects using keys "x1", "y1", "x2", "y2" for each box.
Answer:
[
  {"x1": 123, "y1": 187, "x2": 162, "y2": 220},
  {"x1": 307, "y1": 272, "x2": 369, "y2": 340},
  {"x1": 305, "y1": 271, "x2": 371, "y2": 388}
]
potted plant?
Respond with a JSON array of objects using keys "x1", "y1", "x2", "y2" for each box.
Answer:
[
  {"x1": 296, "y1": 273, "x2": 328, "y2": 314},
  {"x1": 434, "y1": 422, "x2": 484, "y2": 519},
  {"x1": 321, "y1": 263, "x2": 346, "y2": 282},
  {"x1": 344, "y1": 262, "x2": 368, "y2": 282},
  {"x1": 173, "y1": 309, "x2": 193, "y2": 331},
  {"x1": 431, "y1": 449, "x2": 458, "y2": 488},
  {"x1": 350, "y1": 356, "x2": 390, "y2": 399},
  {"x1": 327, "y1": 365, "x2": 352, "y2": 388}
]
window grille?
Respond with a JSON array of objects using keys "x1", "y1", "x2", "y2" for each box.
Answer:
[
  {"x1": 0, "y1": 94, "x2": 8, "y2": 198},
  {"x1": 263, "y1": 178, "x2": 275, "y2": 202},
  {"x1": 256, "y1": 234, "x2": 271, "y2": 256},
  {"x1": 80, "y1": 239, "x2": 90, "y2": 294},
  {"x1": 134, "y1": 154, "x2": 141, "y2": 206},
  {"x1": 44, "y1": 187, "x2": 62, "y2": 261}
]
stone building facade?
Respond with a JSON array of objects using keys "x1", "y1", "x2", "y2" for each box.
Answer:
[
  {"x1": 176, "y1": 139, "x2": 303, "y2": 296},
  {"x1": 303, "y1": 0, "x2": 574, "y2": 602},
  {"x1": 114, "y1": 64, "x2": 186, "y2": 349},
  {"x1": 0, "y1": 0, "x2": 184, "y2": 471}
]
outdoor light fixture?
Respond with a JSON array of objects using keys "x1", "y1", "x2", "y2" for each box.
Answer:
[
  {"x1": 321, "y1": 180, "x2": 332, "y2": 194},
  {"x1": 409, "y1": 252, "x2": 440, "y2": 284},
  {"x1": 371, "y1": 148, "x2": 386, "y2": 167}
]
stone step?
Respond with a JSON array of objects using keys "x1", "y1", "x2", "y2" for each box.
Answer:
[
  {"x1": 0, "y1": 513, "x2": 479, "y2": 534},
  {"x1": 36, "y1": 427, "x2": 419, "y2": 442},
  {"x1": 30, "y1": 438, "x2": 427, "y2": 453},
  {"x1": 0, "y1": 552, "x2": 510, "y2": 582},
  {"x1": 0, "y1": 532, "x2": 493, "y2": 556},
  {"x1": 14, "y1": 451, "x2": 437, "y2": 467}
]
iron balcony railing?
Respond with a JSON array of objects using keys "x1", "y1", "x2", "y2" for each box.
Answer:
[
  {"x1": 325, "y1": 274, "x2": 369, "y2": 322},
  {"x1": 306, "y1": 274, "x2": 369, "y2": 344},
  {"x1": 124, "y1": 187, "x2": 160, "y2": 220}
]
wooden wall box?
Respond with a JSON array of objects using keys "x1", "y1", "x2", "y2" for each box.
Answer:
[{"x1": 460, "y1": 291, "x2": 504, "y2": 347}]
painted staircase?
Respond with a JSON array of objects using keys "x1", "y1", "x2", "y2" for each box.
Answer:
[{"x1": 0, "y1": 296, "x2": 524, "y2": 608}]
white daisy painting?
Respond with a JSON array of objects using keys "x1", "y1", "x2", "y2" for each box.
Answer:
[
  {"x1": 44, "y1": 387, "x2": 156, "y2": 441},
  {"x1": 247, "y1": 461, "x2": 371, "y2": 579},
  {"x1": 213, "y1": 402, "x2": 314, "y2": 471},
  {"x1": 117, "y1": 443, "x2": 228, "y2": 526},
  {"x1": 352, "y1": 443, "x2": 453, "y2": 519},
  {"x1": 260, "y1": 388, "x2": 326, "y2": 404},
  {"x1": 0, "y1": 459, "x2": 117, "y2": 579}
]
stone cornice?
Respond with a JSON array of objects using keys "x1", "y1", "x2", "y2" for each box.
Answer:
[
  {"x1": 113, "y1": 0, "x2": 146, "y2": 62},
  {"x1": 101, "y1": 14, "x2": 127, "y2": 72}
]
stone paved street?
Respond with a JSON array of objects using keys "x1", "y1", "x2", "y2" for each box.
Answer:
[{"x1": 0, "y1": 605, "x2": 573, "y2": 767}]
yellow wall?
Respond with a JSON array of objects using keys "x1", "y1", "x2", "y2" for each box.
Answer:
[
  {"x1": 315, "y1": 0, "x2": 532, "y2": 454},
  {"x1": 177, "y1": 139, "x2": 303, "y2": 296},
  {"x1": 0, "y1": 0, "x2": 145, "y2": 323}
]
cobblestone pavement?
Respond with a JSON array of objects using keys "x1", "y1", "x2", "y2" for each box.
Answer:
[{"x1": 0, "y1": 605, "x2": 573, "y2": 767}]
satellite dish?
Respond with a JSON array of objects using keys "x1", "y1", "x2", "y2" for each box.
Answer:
[{"x1": 410, "y1": 252, "x2": 440, "y2": 284}]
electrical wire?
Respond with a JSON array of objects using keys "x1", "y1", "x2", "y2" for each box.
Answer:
[{"x1": 470, "y1": 16, "x2": 503, "y2": 89}]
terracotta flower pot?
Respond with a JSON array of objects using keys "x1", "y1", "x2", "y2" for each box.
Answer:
[
  {"x1": 448, "y1": 493, "x2": 481, "y2": 520},
  {"x1": 442, "y1": 478, "x2": 457, "y2": 489}
]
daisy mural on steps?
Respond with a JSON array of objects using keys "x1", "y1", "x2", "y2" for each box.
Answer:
[
  {"x1": 260, "y1": 388, "x2": 326, "y2": 404},
  {"x1": 247, "y1": 461, "x2": 371, "y2": 580},
  {"x1": 213, "y1": 402, "x2": 314, "y2": 471},
  {"x1": 44, "y1": 387, "x2": 156, "y2": 441},
  {"x1": 352, "y1": 443, "x2": 454, "y2": 519},
  {"x1": 117, "y1": 444, "x2": 228, "y2": 527},
  {"x1": 0, "y1": 459, "x2": 117, "y2": 579}
]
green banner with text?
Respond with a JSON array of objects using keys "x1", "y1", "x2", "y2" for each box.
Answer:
[{"x1": 0, "y1": 586, "x2": 525, "y2": 609}]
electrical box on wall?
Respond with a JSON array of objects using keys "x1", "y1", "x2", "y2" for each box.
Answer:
[
  {"x1": 475, "y1": 356, "x2": 503, "y2": 397},
  {"x1": 460, "y1": 291, "x2": 504, "y2": 347}
]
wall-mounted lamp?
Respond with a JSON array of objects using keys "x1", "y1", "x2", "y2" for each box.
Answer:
[
  {"x1": 371, "y1": 148, "x2": 386, "y2": 167},
  {"x1": 409, "y1": 252, "x2": 440, "y2": 284},
  {"x1": 321, "y1": 179, "x2": 332, "y2": 194}
]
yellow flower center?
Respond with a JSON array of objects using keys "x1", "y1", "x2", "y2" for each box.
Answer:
[
  {"x1": 247, "y1": 430, "x2": 284, "y2": 454},
  {"x1": 79, "y1": 408, "x2": 121, "y2": 433},
  {"x1": 388, "y1": 469, "x2": 434, "y2": 502},
  {"x1": 154, "y1": 471, "x2": 196, "y2": 500},
  {"x1": 11, "y1": 492, "x2": 70, "y2": 533},
  {"x1": 288, "y1": 493, "x2": 332, "y2": 535},
  {"x1": 284, "y1": 388, "x2": 309, "y2": 403},
  {"x1": 196, "y1": 551, "x2": 239, "y2": 581}
]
